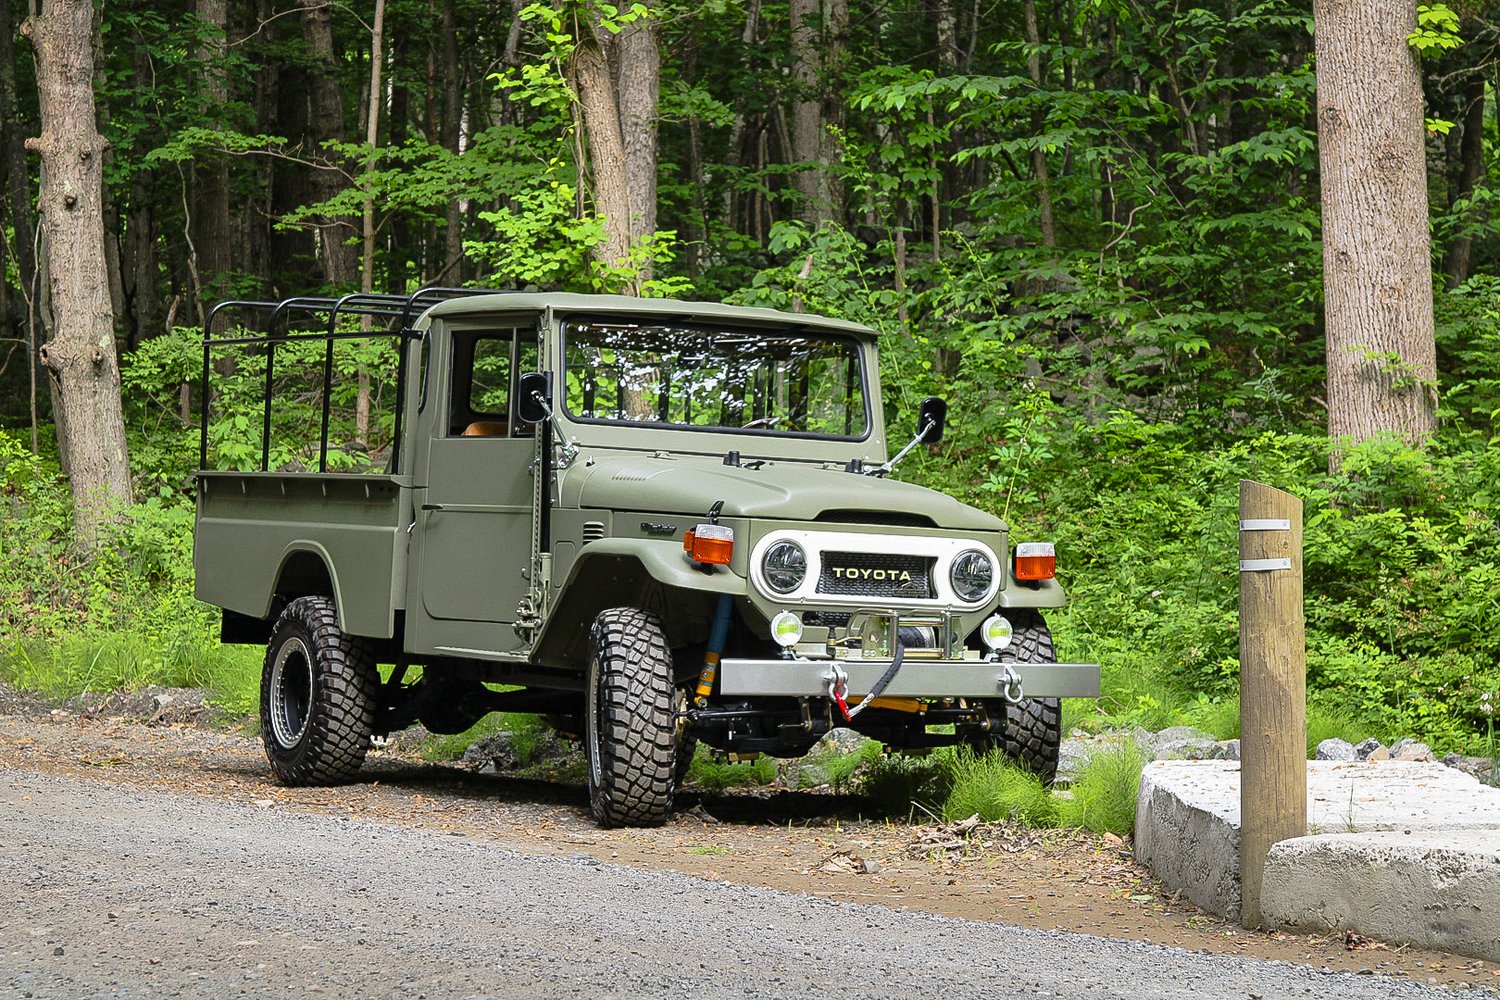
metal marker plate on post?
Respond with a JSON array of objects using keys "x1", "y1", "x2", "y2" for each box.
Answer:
[
  {"x1": 1239, "y1": 557, "x2": 1292, "y2": 572},
  {"x1": 1239, "y1": 518, "x2": 1291, "y2": 532}
]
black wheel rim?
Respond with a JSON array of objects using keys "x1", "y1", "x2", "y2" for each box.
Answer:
[
  {"x1": 586, "y1": 654, "x2": 604, "y2": 789},
  {"x1": 269, "y1": 637, "x2": 314, "y2": 749}
]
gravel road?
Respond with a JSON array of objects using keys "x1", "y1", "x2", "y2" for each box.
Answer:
[{"x1": 2, "y1": 769, "x2": 1490, "y2": 1000}]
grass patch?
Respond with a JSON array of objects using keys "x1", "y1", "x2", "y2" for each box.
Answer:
[
  {"x1": 420, "y1": 712, "x2": 545, "y2": 763},
  {"x1": 941, "y1": 748, "x2": 1059, "y2": 825},
  {"x1": 1181, "y1": 694, "x2": 1240, "y2": 741},
  {"x1": 859, "y1": 749, "x2": 954, "y2": 818},
  {"x1": 798, "y1": 737, "x2": 884, "y2": 792},
  {"x1": 1, "y1": 632, "x2": 261, "y2": 718},
  {"x1": 688, "y1": 751, "x2": 777, "y2": 790},
  {"x1": 1305, "y1": 700, "x2": 1370, "y2": 756},
  {"x1": 1057, "y1": 741, "x2": 1145, "y2": 835}
]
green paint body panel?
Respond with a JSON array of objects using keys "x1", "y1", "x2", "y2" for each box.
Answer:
[{"x1": 193, "y1": 293, "x2": 1080, "y2": 695}]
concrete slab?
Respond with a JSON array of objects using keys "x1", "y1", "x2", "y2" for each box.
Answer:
[
  {"x1": 1261, "y1": 829, "x2": 1500, "y2": 962},
  {"x1": 1133, "y1": 760, "x2": 1500, "y2": 921}
]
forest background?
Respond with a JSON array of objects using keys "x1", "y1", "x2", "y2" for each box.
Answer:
[{"x1": 1, "y1": 0, "x2": 1497, "y2": 759}]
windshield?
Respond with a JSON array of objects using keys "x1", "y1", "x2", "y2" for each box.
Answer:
[{"x1": 562, "y1": 318, "x2": 869, "y2": 439}]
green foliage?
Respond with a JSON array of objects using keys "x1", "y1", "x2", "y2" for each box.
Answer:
[
  {"x1": 0, "y1": 429, "x2": 257, "y2": 716},
  {"x1": 909, "y1": 418, "x2": 1500, "y2": 756},
  {"x1": 858, "y1": 750, "x2": 954, "y2": 818},
  {"x1": 941, "y1": 748, "x2": 1060, "y2": 826},
  {"x1": 420, "y1": 712, "x2": 546, "y2": 764},
  {"x1": 687, "y1": 751, "x2": 777, "y2": 790},
  {"x1": 1410, "y1": 5, "x2": 1463, "y2": 54},
  {"x1": 1057, "y1": 742, "x2": 1146, "y2": 835}
]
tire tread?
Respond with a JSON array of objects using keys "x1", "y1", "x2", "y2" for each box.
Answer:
[{"x1": 260, "y1": 596, "x2": 378, "y2": 785}]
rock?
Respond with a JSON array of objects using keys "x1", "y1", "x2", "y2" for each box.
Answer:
[
  {"x1": 1216, "y1": 739, "x2": 1240, "y2": 761},
  {"x1": 1353, "y1": 738, "x2": 1386, "y2": 761},
  {"x1": 1156, "y1": 725, "x2": 1214, "y2": 744},
  {"x1": 861, "y1": 857, "x2": 881, "y2": 875},
  {"x1": 1135, "y1": 759, "x2": 1500, "y2": 922},
  {"x1": 820, "y1": 729, "x2": 867, "y2": 753},
  {"x1": 1390, "y1": 738, "x2": 1435, "y2": 762},
  {"x1": 1055, "y1": 738, "x2": 1092, "y2": 784},
  {"x1": 1158, "y1": 737, "x2": 1220, "y2": 761},
  {"x1": 1314, "y1": 738, "x2": 1357, "y2": 762},
  {"x1": 1129, "y1": 726, "x2": 1159, "y2": 757},
  {"x1": 65, "y1": 686, "x2": 214, "y2": 726},
  {"x1": 1441, "y1": 753, "x2": 1497, "y2": 781},
  {"x1": 1262, "y1": 829, "x2": 1500, "y2": 963},
  {"x1": 462, "y1": 733, "x2": 518, "y2": 770}
]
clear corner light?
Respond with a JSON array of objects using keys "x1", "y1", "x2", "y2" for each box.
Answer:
[
  {"x1": 762, "y1": 539, "x2": 807, "y2": 594},
  {"x1": 949, "y1": 549, "x2": 994, "y2": 603},
  {"x1": 979, "y1": 614, "x2": 1013, "y2": 652},
  {"x1": 770, "y1": 610, "x2": 803, "y2": 648}
]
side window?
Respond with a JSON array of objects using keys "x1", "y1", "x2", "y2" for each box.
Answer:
[
  {"x1": 513, "y1": 337, "x2": 540, "y2": 436},
  {"x1": 470, "y1": 337, "x2": 512, "y2": 416},
  {"x1": 449, "y1": 331, "x2": 513, "y2": 437},
  {"x1": 416, "y1": 331, "x2": 431, "y2": 413}
]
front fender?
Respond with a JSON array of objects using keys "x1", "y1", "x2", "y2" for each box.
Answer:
[
  {"x1": 531, "y1": 539, "x2": 747, "y2": 669},
  {"x1": 995, "y1": 566, "x2": 1068, "y2": 609}
]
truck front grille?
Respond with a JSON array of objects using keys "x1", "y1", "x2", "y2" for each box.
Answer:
[{"x1": 817, "y1": 551, "x2": 936, "y2": 599}]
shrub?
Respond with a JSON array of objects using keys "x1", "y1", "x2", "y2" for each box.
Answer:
[
  {"x1": 1058, "y1": 742, "x2": 1145, "y2": 835},
  {"x1": 859, "y1": 749, "x2": 953, "y2": 818},
  {"x1": 941, "y1": 749, "x2": 1059, "y2": 826}
]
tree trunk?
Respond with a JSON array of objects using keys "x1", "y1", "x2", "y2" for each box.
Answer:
[
  {"x1": 357, "y1": 0, "x2": 386, "y2": 447},
  {"x1": 1023, "y1": 0, "x2": 1057, "y2": 249},
  {"x1": 0, "y1": 0, "x2": 41, "y2": 348},
  {"x1": 88, "y1": 12, "x2": 126, "y2": 334},
  {"x1": 788, "y1": 0, "x2": 822, "y2": 223},
  {"x1": 193, "y1": 0, "x2": 233, "y2": 309},
  {"x1": 1314, "y1": 0, "x2": 1437, "y2": 451},
  {"x1": 22, "y1": 0, "x2": 132, "y2": 548},
  {"x1": 617, "y1": 2, "x2": 660, "y2": 271},
  {"x1": 299, "y1": 0, "x2": 358, "y2": 286},
  {"x1": 1443, "y1": 70, "x2": 1486, "y2": 289},
  {"x1": 572, "y1": 18, "x2": 633, "y2": 281},
  {"x1": 439, "y1": 0, "x2": 464, "y2": 282}
]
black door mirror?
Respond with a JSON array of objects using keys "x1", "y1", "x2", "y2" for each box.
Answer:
[
  {"x1": 516, "y1": 372, "x2": 552, "y2": 425},
  {"x1": 917, "y1": 396, "x2": 947, "y2": 444}
]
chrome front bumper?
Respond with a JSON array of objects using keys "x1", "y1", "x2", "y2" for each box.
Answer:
[{"x1": 717, "y1": 658, "x2": 1101, "y2": 699}]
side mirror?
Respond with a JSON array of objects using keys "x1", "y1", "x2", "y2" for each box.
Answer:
[
  {"x1": 516, "y1": 372, "x2": 552, "y2": 425},
  {"x1": 917, "y1": 396, "x2": 947, "y2": 444}
]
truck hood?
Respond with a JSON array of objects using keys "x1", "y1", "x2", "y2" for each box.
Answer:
[{"x1": 564, "y1": 454, "x2": 1005, "y2": 531}]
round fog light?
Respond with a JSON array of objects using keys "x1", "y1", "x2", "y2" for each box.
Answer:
[
  {"x1": 979, "y1": 614, "x2": 1013, "y2": 651},
  {"x1": 770, "y1": 610, "x2": 803, "y2": 648}
]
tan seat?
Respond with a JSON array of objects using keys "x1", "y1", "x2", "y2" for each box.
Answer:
[{"x1": 461, "y1": 420, "x2": 509, "y2": 437}]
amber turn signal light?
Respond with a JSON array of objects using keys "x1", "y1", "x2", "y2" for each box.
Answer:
[
  {"x1": 684, "y1": 523, "x2": 734, "y2": 565},
  {"x1": 1014, "y1": 541, "x2": 1056, "y2": 581}
]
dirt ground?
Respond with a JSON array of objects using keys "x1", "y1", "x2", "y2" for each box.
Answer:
[{"x1": 0, "y1": 705, "x2": 1494, "y2": 994}]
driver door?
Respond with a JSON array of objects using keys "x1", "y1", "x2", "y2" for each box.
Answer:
[{"x1": 412, "y1": 326, "x2": 539, "y2": 627}]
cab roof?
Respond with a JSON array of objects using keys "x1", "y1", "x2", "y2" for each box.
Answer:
[{"x1": 420, "y1": 292, "x2": 879, "y2": 339}]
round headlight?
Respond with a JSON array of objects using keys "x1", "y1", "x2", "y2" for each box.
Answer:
[
  {"x1": 949, "y1": 549, "x2": 994, "y2": 602},
  {"x1": 762, "y1": 540, "x2": 807, "y2": 594}
]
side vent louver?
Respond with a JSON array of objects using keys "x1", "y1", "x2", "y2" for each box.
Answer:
[{"x1": 582, "y1": 521, "x2": 606, "y2": 543}]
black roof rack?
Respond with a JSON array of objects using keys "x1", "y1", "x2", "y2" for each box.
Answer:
[{"x1": 199, "y1": 286, "x2": 512, "y2": 473}]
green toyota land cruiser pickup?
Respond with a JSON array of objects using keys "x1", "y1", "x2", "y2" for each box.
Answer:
[{"x1": 194, "y1": 288, "x2": 1099, "y2": 827}]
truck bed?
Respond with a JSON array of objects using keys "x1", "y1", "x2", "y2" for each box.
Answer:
[{"x1": 194, "y1": 472, "x2": 409, "y2": 639}]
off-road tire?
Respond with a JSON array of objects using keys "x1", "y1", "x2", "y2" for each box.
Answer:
[
  {"x1": 260, "y1": 596, "x2": 379, "y2": 785},
  {"x1": 972, "y1": 610, "x2": 1062, "y2": 785},
  {"x1": 586, "y1": 608, "x2": 677, "y2": 827}
]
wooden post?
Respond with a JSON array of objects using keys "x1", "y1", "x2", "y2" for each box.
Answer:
[{"x1": 1238, "y1": 480, "x2": 1306, "y2": 928}]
